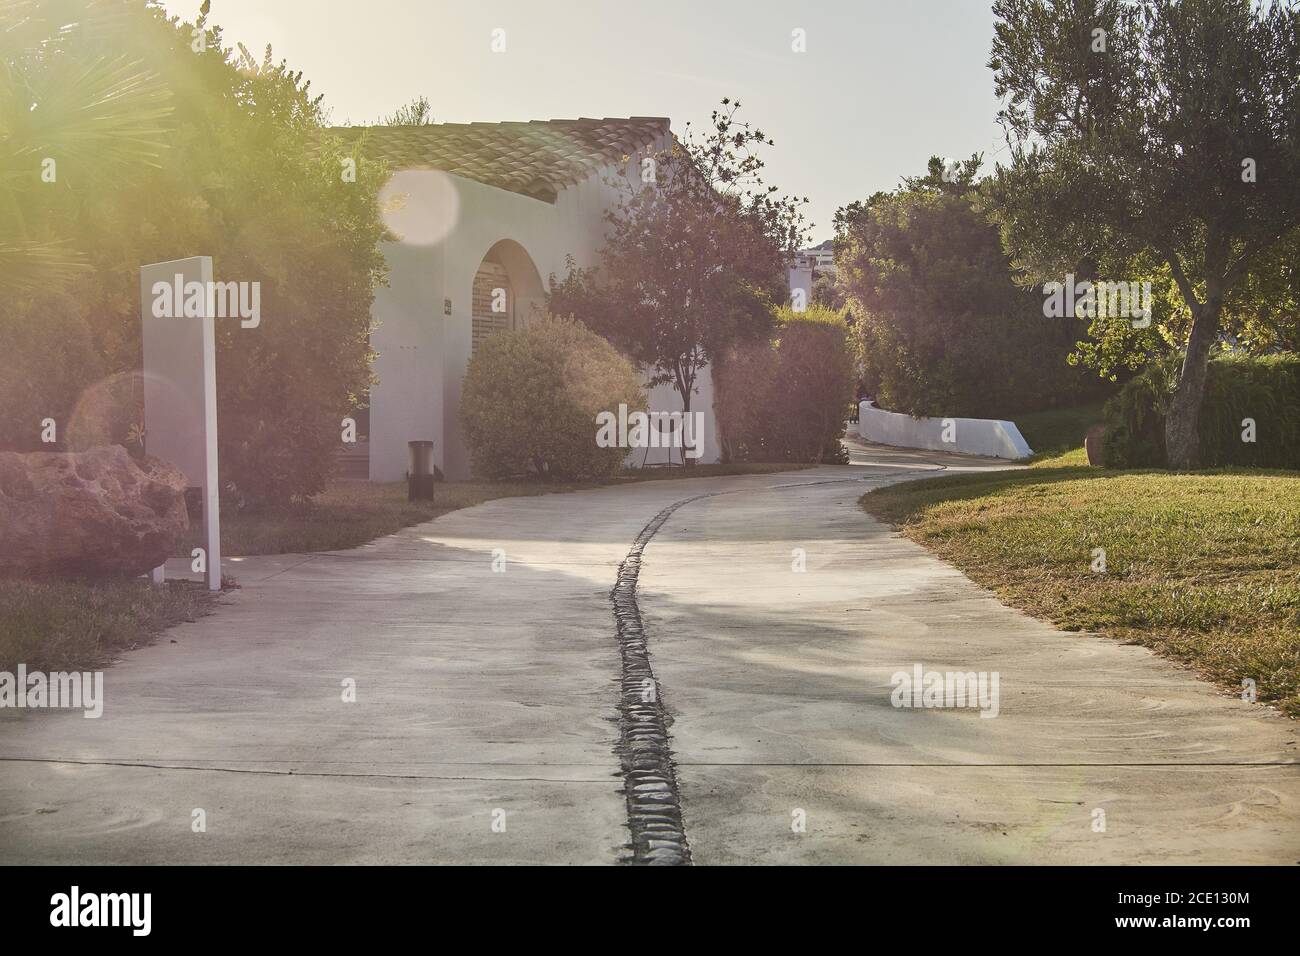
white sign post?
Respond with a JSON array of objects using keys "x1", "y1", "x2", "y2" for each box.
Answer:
[{"x1": 140, "y1": 256, "x2": 222, "y2": 591}]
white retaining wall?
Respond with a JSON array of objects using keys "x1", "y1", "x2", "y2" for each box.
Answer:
[{"x1": 857, "y1": 401, "x2": 1032, "y2": 460}]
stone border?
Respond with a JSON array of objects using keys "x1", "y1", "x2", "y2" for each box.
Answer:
[{"x1": 611, "y1": 492, "x2": 718, "y2": 865}]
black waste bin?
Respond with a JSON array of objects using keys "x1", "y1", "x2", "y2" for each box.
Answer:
[{"x1": 408, "y1": 440, "x2": 435, "y2": 501}]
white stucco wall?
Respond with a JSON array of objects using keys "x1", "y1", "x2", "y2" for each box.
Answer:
[
  {"x1": 368, "y1": 227, "x2": 445, "y2": 483},
  {"x1": 368, "y1": 135, "x2": 722, "y2": 481},
  {"x1": 857, "y1": 401, "x2": 1032, "y2": 460},
  {"x1": 787, "y1": 264, "x2": 813, "y2": 309},
  {"x1": 627, "y1": 366, "x2": 721, "y2": 467}
]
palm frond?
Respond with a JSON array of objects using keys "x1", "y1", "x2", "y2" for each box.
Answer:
[
  {"x1": 14, "y1": 54, "x2": 173, "y2": 171},
  {"x1": 0, "y1": 238, "x2": 91, "y2": 297}
]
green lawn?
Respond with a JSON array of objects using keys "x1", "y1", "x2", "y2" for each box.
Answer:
[
  {"x1": 861, "y1": 462, "x2": 1300, "y2": 716},
  {"x1": 1013, "y1": 401, "x2": 1106, "y2": 463},
  {"x1": 190, "y1": 462, "x2": 811, "y2": 556}
]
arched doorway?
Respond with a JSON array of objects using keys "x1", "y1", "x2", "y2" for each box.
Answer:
[
  {"x1": 470, "y1": 239, "x2": 546, "y2": 355},
  {"x1": 442, "y1": 238, "x2": 547, "y2": 479}
]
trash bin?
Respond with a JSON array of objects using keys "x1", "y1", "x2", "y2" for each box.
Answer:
[{"x1": 408, "y1": 440, "x2": 435, "y2": 501}]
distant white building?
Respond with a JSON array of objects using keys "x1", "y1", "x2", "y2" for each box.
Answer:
[
  {"x1": 787, "y1": 262, "x2": 814, "y2": 310},
  {"x1": 334, "y1": 117, "x2": 722, "y2": 480},
  {"x1": 787, "y1": 241, "x2": 835, "y2": 309},
  {"x1": 795, "y1": 241, "x2": 835, "y2": 275}
]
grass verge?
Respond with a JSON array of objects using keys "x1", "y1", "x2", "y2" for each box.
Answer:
[
  {"x1": 0, "y1": 578, "x2": 216, "y2": 673},
  {"x1": 196, "y1": 462, "x2": 812, "y2": 556},
  {"x1": 861, "y1": 464, "x2": 1300, "y2": 716}
]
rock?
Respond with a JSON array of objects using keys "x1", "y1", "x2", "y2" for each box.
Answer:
[
  {"x1": 0, "y1": 445, "x2": 190, "y2": 577},
  {"x1": 1084, "y1": 424, "x2": 1107, "y2": 466}
]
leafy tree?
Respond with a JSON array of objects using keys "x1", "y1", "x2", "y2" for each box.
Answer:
[
  {"x1": 1220, "y1": 227, "x2": 1300, "y2": 353},
  {"x1": 836, "y1": 156, "x2": 1102, "y2": 418},
  {"x1": 811, "y1": 270, "x2": 845, "y2": 310},
  {"x1": 986, "y1": 0, "x2": 1300, "y2": 467},
  {"x1": 549, "y1": 99, "x2": 807, "y2": 418},
  {"x1": 380, "y1": 94, "x2": 434, "y2": 126},
  {"x1": 0, "y1": 0, "x2": 389, "y2": 507},
  {"x1": 0, "y1": 0, "x2": 173, "y2": 296}
]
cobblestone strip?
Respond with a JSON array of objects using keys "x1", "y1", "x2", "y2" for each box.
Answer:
[{"x1": 610, "y1": 492, "x2": 717, "y2": 865}]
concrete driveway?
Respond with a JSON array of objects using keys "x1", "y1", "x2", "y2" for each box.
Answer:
[{"x1": 1, "y1": 444, "x2": 1296, "y2": 864}]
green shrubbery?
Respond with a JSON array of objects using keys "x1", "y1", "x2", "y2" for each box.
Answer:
[
  {"x1": 0, "y1": 4, "x2": 387, "y2": 508},
  {"x1": 460, "y1": 317, "x2": 646, "y2": 479},
  {"x1": 1104, "y1": 353, "x2": 1300, "y2": 469},
  {"x1": 0, "y1": 297, "x2": 105, "y2": 451},
  {"x1": 716, "y1": 306, "x2": 853, "y2": 464}
]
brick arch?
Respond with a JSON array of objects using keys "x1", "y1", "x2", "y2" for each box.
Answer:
[{"x1": 470, "y1": 239, "x2": 546, "y2": 355}]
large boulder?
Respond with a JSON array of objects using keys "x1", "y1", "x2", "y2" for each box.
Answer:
[{"x1": 0, "y1": 445, "x2": 190, "y2": 577}]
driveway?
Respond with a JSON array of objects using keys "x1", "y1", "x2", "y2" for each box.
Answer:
[{"x1": 1, "y1": 444, "x2": 1296, "y2": 864}]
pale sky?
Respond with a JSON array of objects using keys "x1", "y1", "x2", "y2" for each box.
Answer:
[{"x1": 162, "y1": 0, "x2": 1006, "y2": 243}]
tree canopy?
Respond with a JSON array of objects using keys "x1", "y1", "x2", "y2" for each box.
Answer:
[
  {"x1": 548, "y1": 99, "x2": 807, "y2": 413},
  {"x1": 985, "y1": 0, "x2": 1300, "y2": 467},
  {"x1": 836, "y1": 156, "x2": 1103, "y2": 418},
  {"x1": 0, "y1": 0, "x2": 389, "y2": 506}
]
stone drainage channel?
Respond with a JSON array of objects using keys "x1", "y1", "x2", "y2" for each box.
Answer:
[
  {"x1": 610, "y1": 492, "x2": 716, "y2": 865},
  {"x1": 608, "y1": 468, "x2": 946, "y2": 865}
]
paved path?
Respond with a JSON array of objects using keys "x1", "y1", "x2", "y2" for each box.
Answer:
[{"x1": 1, "y1": 445, "x2": 1296, "y2": 863}]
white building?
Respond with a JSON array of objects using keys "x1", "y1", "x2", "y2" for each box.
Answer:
[
  {"x1": 334, "y1": 117, "x2": 721, "y2": 480},
  {"x1": 795, "y1": 241, "x2": 835, "y2": 274},
  {"x1": 787, "y1": 241, "x2": 835, "y2": 310},
  {"x1": 787, "y1": 262, "x2": 814, "y2": 310}
]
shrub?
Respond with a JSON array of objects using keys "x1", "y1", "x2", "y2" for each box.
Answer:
[
  {"x1": 460, "y1": 317, "x2": 646, "y2": 479},
  {"x1": 0, "y1": 4, "x2": 388, "y2": 510},
  {"x1": 1104, "y1": 353, "x2": 1300, "y2": 469},
  {"x1": 0, "y1": 296, "x2": 105, "y2": 451},
  {"x1": 717, "y1": 306, "x2": 854, "y2": 464},
  {"x1": 715, "y1": 340, "x2": 781, "y2": 463}
]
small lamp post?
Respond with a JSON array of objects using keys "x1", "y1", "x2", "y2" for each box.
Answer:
[{"x1": 408, "y1": 440, "x2": 435, "y2": 501}]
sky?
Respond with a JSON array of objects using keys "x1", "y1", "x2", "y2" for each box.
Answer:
[{"x1": 160, "y1": 0, "x2": 1007, "y2": 244}]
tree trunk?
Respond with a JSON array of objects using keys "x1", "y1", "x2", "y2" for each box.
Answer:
[
  {"x1": 679, "y1": 386, "x2": 695, "y2": 466},
  {"x1": 673, "y1": 361, "x2": 696, "y2": 466},
  {"x1": 1164, "y1": 298, "x2": 1221, "y2": 470}
]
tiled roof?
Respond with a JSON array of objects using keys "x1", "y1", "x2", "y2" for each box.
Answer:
[{"x1": 330, "y1": 117, "x2": 670, "y2": 203}]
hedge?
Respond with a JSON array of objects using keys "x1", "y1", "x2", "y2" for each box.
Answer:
[
  {"x1": 1103, "y1": 352, "x2": 1300, "y2": 469},
  {"x1": 716, "y1": 306, "x2": 854, "y2": 464}
]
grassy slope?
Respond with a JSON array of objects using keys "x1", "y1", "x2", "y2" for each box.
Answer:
[
  {"x1": 861, "y1": 442, "x2": 1300, "y2": 715},
  {"x1": 1013, "y1": 401, "x2": 1106, "y2": 463}
]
